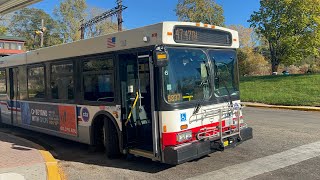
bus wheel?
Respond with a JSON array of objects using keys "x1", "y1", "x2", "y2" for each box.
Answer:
[
  {"x1": 90, "y1": 117, "x2": 105, "y2": 152},
  {"x1": 103, "y1": 117, "x2": 120, "y2": 158}
]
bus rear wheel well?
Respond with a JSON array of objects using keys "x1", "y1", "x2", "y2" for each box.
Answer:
[{"x1": 91, "y1": 113, "x2": 121, "y2": 157}]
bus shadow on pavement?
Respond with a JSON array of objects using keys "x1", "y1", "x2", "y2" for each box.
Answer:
[{"x1": 0, "y1": 125, "x2": 173, "y2": 173}]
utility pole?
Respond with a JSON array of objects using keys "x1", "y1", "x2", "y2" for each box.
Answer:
[
  {"x1": 79, "y1": 1, "x2": 127, "y2": 39},
  {"x1": 117, "y1": 0, "x2": 123, "y2": 32},
  {"x1": 80, "y1": 19, "x2": 85, "y2": 40},
  {"x1": 40, "y1": 19, "x2": 44, "y2": 47}
]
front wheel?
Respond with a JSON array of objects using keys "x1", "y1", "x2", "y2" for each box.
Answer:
[{"x1": 103, "y1": 118, "x2": 120, "y2": 158}]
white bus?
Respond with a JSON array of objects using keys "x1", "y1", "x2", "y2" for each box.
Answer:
[{"x1": 0, "y1": 22, "x2": 252, "y2": 164}]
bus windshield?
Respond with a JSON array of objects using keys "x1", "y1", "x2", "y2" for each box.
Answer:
[
  {"x1": 208, "y1": 49, "x2": 239, "y2": 97},
  {"x1": 163, "y1": 47, "x2": 211, "y2": 103}
]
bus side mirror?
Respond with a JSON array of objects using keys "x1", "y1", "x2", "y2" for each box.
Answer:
[{"x1": 154, "y1": 51, "x2": 169, "y2": 67}]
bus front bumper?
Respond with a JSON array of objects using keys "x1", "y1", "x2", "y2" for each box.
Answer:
[{"x1": 163, "y1": 127, "x2": 253, "y2": 165}]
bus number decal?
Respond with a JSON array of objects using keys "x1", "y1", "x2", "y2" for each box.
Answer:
[{"x1": 167, "y1": 94, "x2": 182, "y2": 103}]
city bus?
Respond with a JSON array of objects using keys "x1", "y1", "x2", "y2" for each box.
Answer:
[{"x1": 0, "y1": 22, "x2": 252, "y2": 164}]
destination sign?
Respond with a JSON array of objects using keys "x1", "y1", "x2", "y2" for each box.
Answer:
[{"x1": 173, "y1": 26, "x2": 232, "y2": 46}]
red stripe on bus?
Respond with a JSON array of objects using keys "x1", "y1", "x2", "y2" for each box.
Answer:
[
  {"x1": 162, "y1": 121, "x2": 227, "y2": 149},
  {"x1": 0, "y1": 102, "x2": 7, "y2": 105},
  {"x1": 0, "y1": 101, "x2": 20, "y2": 112}
]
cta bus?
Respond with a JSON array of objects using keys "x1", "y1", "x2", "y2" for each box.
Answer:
[{"x1": 0, "y1": 22, "x2": 252, "y2": 164}]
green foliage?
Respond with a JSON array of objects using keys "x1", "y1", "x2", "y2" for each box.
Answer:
[
  {"x1": 54, "y1": 0, "x2": 87, "y2": 42},
  {"x1": 249, "y1": 0, "x2": 320, "y2": 72},
  {"x1": 175, "y1": 0, "x2": 225, "y2": 26},
  {"x1": 9, "y1": 8, "x2": 62, "y2": 50},
  {"x1": 229, "y1": 25, "x2": 270, "y2": 76},
  {"x1": 238, "y1": 48, "x2": 270, "y2": 76},
  {"x1": 240, "y1": 74, "x2": 320, "y2": 106},
  {"x1": 0, "y1": 26, "x2": 7, "y2": 36}
]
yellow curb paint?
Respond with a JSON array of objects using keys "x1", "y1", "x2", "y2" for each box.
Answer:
[
  {"x1": 1, "y1": 132, "x2": 66, "y2": 180},
  {"x1": 39, "y1": 150, "x2": 63, "y2": 180}
]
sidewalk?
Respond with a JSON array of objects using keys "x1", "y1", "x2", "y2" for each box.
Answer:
[
  {"x1": 242, "y1": 102, "x2": 320, "y2": 112},
  {"x1": 0, "y1": 131, "x2": 63, "y2": 180}
]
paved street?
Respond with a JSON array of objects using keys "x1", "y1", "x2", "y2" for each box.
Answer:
[{"x1": 1, "y1": 107, "x2": 320, "y2": 180}]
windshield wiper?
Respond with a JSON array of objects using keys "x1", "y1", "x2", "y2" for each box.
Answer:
[
  {"x1": 192, "y1": 102, "x2": 201, "y2": 115},
  {"x1": 193, "y1": 61, "x2": 211, "y2": 115},
  {"x1": 215, "y1": 62, "x2": 233, "y2": 106}
]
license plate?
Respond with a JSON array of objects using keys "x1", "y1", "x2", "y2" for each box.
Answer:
[{"x1": 223, "y1": 140, "x2": 229, "y2": 147}]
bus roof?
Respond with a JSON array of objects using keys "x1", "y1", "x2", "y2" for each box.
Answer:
[{"x1": 0, "y1": 21, "x2": 239, "y2": 68}]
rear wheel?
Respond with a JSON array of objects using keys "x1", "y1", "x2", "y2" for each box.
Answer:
[{"x1": 103, "y1": 117, "x2": 120, "y2": 158}]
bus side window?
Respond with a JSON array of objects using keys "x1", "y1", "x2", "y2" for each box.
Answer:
[
  {"x1": 82, "y1": 57, "x2": 114, "y2": 102},
  {"x1": 27, "y1": 65, "x2": 45, "y2": 99},
  {"x1": 51, "y1": 62, "x2": 74, "y2": 100}
]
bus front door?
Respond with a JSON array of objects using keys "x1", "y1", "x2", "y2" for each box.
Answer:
[{"x1": 119, "y1": 53, "x2": 154, "y2": 153}]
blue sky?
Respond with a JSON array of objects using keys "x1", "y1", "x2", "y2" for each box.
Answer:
[{"x1": 30, "y1": 0, "x2": 261, "y2": 29}]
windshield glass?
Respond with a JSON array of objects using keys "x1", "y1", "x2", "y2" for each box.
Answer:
[
  {"x1": 163, "y1": 48, "x2": 211, "y2": 104},
  {"x1": 208, "y1": 49, "x2": 239, "y2": 97}
]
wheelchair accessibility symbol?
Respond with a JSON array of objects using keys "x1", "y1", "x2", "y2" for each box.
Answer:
[{"x1": 180, "y1": 113, "x2": 187, "y2": 122}]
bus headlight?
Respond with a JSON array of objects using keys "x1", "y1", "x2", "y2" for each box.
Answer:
[{"x1": 176, "y1": 131, "x2": 192, "y2": 142}]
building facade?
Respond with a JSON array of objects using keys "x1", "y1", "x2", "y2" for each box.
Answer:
[{"x1": 0, "y1": 36, "x2": 26, "y2": 57}]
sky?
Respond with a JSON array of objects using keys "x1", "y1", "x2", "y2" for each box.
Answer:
[{"x1": 30, "y1": 0, "x2": 261, "y2": 29}]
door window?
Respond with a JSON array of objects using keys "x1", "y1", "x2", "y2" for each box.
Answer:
[{"x1": 0, "y1": 69, "x2": 6, "y2": 94}]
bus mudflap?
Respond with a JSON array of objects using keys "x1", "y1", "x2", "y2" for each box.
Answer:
[{"x1": 163, "y1": 127, "x2": 253, "y2": 165}]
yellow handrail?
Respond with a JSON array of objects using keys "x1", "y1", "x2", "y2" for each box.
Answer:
[
  {"x1": 125, "y1": 92, "x2": 139, "y2": 126},
  {"x1": 183, "y1": 95, "x2": 194, "y2": 101}
]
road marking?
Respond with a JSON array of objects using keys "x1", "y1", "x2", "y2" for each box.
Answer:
[
  {"x1": 0, "y1": 173, "x2": 25, "y2": 180},
  {"x1": 187, "y1": 141, "x2": 320, "y2": 180}
]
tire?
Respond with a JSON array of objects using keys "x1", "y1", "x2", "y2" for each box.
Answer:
[{"x1": 103, "y1": 117, "x2": 120, "y2": 158}]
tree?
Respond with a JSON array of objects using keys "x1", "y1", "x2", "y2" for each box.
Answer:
[
  {"x1": 0, "y1": 26, "x2": 7, "y2": 36},
  {"x1": 0, "y1": 13, "x2": 16, "y2": 36},
  {"x1": 54, "y1": 0, "x2": 87, "y2": 43},
  {"x1": 249, "y1": 0, "x2": 320, "y2": 73},
  {"x1": 9, "y1": 8, "x2": 63, "y2": 50},
  {"x1": 229, "y1": 25, "x2": 270, "y2": 76},
  {"x1": 175, "y1": 0, "x2": 225, "y2": 26},
  {"x1": 228, "y1": 25, "x2": 259, "y2": 48}
]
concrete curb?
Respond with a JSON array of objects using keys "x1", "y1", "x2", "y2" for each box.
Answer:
[
  {"x1": 3, "y1": 132, "x2": 66, "y2": 180},
  {"x1": 241, "y1": 102, "x2": 320, "y2": 112}
]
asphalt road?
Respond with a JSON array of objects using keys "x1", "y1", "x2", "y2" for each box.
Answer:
[{"x1": 1, "y1": 107, "x2": 320, "y2": 180}]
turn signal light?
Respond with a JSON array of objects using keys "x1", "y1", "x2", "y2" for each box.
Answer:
[
  {"x1": 180, "y1": 124, "x2": 188, "y2": 130},
  {"x1": 163, "y1": 125, "x2": 167, "y2": 132}
]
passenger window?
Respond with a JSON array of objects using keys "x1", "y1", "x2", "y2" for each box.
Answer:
[
  {"x1": 10, "y1": 43, "x2": 17, "y2": 50},
  {"x1": 17, "y1": 43, "x2": 22, "y2": 50},
  {"x1": 4, "y1": 42, "x2": 9, "y2": 49},
  {"x1": 51, "y1": 62, "x2": 74, "y2": 100},
  {"x1": 28, "y1": 66, "x2": 45, "y2": 99},
  {"x1": 83, "y1": 57, "x2": 114, "y2": 102},
  {"x1": 0, "y1": 69, "x2": 6, "y2": 93}
]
